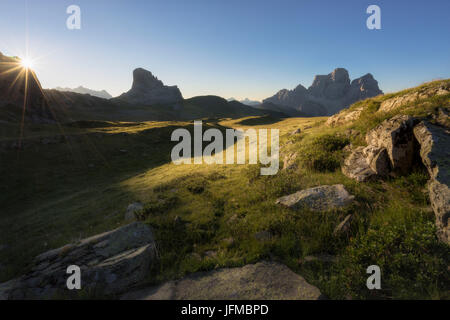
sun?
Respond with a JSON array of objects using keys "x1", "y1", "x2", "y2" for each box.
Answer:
[{"x1": 20, "y1": 57, "x2": 34, "y2": 70}]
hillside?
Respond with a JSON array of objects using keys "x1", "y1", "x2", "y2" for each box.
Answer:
[
  {"x1": 0, "y1": 57, "x2": 281, "y2": 124},
  {"x1": 0, "y1": 79, "x2": 448, "y2": 299}
]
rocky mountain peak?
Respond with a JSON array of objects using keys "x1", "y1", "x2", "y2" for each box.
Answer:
[
  {"x1": 113, "y1": 68, "x2": 183, "y2": 106},
  {"x1": 331, "y1": 68, "x2": 350, "y2": 83},
  {"x1": 263, "y1": 68, "x2": 383, "y2": 116},
  {"x1": 308, "y1": 68, "x2": 351, "y2": 99},
  {"x1": 131, "y1": 68, "x2": 164, "y2": 91}
]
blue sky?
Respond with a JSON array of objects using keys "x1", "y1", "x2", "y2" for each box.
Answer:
[{"x1": 0, "y1": 0, "x2": 449, "y2": 100}]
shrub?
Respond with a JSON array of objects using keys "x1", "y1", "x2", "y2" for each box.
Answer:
[
  {"x1": 329, "y1": 220, "x2": 450, "y2": 299},
  {"x1": 298, "y1": 134, "x2": 349, "y2": 172},
  {"x1": 136, "y1": 194, "x2": 180, "y2": 220}
]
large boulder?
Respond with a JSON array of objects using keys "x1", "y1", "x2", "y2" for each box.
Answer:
[
  {"x1": 342, "y1": 145, "x2": 390, "y2": 182},
  {"x1": 121, "y1": 261, "x2": 323, "y2": 300},
  {"x1": 366, "y1": 115, "x2": 416, "y2": 173},
  {"x1": 275, "y1": 184, "x2": 354, "y2": 211},
  {"x1": 342, "y1": 146, "x2": 377, "y2": 182},
  {"x1": 0, "y1": 222, "x2": 157, "y2": 299},
  {"x1": 362, "y1": 145, "x2": 391, "y2": 176},
  {"x1": 413, "y1": 122, "x2": 450, "y2": 243}
]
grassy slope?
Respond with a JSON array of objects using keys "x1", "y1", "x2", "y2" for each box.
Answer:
[{"x1": 0, "y1": 80, "x2": 449, "y2": 299}]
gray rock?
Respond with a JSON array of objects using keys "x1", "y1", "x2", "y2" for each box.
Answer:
[
  {"x1": 0, "y1": 222, "x2": 157, "y2": 299},
  {"x1": 121, "y1": 261, "x2": 323, "y2": 300},
  {"x1": 124, "y1": 202, "x2": 143, "y2": 221},
  {"x1": 333, "y1": 214, "x2": 353, "y2": 236},
  {"x1": 434, "y1": 108, "x2": 450, "y2": 128},
  {"x1": 366, "y1": 115, "x2": 416, "y2": 173},
  {"x1": 291, "y1": 128, "x2": 301, "y2": 135},
  {"x1": 362, "y1": 145, "x2": 390, "y2": 176},
  {"x1": 282, "y1": 152, "x2": 298, "y2": 170},
  {"x1": 301, "y1": 254, "x2": 337, "y2": 264},
  {"x1": 342, "y1": 146, "x2": 377, "y2": 182},
  {"x1": 326, "y1": 106, "x2": 364, "y2": 127},
  {"x1": 378, "y1": 83, "x2": 449, "y2": 113},
  {"x1": 276, "y1": 184, "x2": 354, "y2": 211},
  {"x1": 414, "y1": 121, "x2": 450, "y2": 243}
]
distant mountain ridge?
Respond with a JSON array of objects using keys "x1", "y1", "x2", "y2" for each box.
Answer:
[
  {"x1": 0, "y1": 58, "x2": 282, "y2": 123},
  {"x1": 263, "y1": 68, "x2": 383, "y2": 116},
  {"x1": 54, "y1": 86, "x2": 112, "y2": 99},
  {"x1": 227, "y1": 97, "x2": 261, "y2": 107}
]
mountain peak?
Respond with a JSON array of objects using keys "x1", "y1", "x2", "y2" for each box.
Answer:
[
  {"x1": 263, "y1": 68, "x2": 382, "y2": 116},
  {"x1": 131, "y1": 68, "x2": 164, "y2": 91},
  {"x1": 114, "y1": 68, "x2": 183, "y2": 105},
  {"x1": 330, "y1": 68, "x2": 350, "y2": 82}
]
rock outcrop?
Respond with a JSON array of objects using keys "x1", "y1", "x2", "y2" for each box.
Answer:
[
  {"x1": 365, "y1": 115, "x2": 417, "y2": 173},
  {"x1": 343, "y1": 115, "x2": 417, "y2": 181},
  {"x1": 333, "y1": 214, "x2": 353, "y2": 236},
  {"x1": 342, "y1": 145, "x2": 390, "y2": 182},
  {"x1": 378, "y1": 83, "x2": 449, "y2": 114},
  {"x1": 342, "y1": 113, "x2": 450, "y2": 244},
  {"x1": 275, "y1": 184, "x2": 354, "y2": 211},
  {"x1": 282, "y1": 152, "x2": 298, "y2": 170},
  {"x1": 325, "y1": 106, "x2": 364, "y2": 126},
  {"x1": 113, "y1": 68, "x2": 183, "y2": 106},
  {"x1": 121, "y1": 261, "x2": 323, "y2": 300},
  {"x1": 263, "y1": 68, "x2": 382, "y2": 116},
  {"x1": 413, "y1": 122, "x2": 450, "y2": 243},
  {"x1": 0, "y1": 222, "x2": 157, "y2": 299},
  {"x1": 124, "y1": 202, "x2": 143, "y2": 221}
]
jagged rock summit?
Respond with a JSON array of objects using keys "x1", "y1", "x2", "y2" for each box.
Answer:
[
  {"x1": 263, "y1": 68, "x2": 383, "y2": 116},
  {"x1": 114, "y1": 68, "x2": 183, "y2": 106}
]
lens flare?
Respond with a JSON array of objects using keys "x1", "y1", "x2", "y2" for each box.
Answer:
[{"x1": 20, "y1": 57, "x2": 34, "y2": 69}]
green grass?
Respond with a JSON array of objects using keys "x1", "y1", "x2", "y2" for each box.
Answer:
[
  {"x1": 297, "y1": 134, "x2": 350, "y2": 172},
  {"x1": 1, "y1": 81, "x2": 449, "y2": 299}
]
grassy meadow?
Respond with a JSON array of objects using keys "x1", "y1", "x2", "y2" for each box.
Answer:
[{"x1": 1, "y1": 81, "x2": 449, "y2": 299}]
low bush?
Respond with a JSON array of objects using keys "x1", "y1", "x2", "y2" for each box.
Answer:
[{"x1": 298, "y1": 134, "x2": 349, "y2": 172}]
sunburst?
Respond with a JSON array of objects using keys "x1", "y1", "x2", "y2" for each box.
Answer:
[{"x1": 20, "y1": 57, "x2": 34, "y2": 70}]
